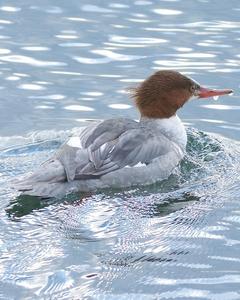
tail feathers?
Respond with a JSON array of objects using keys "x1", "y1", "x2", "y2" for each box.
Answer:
[
  {"x1": 25, "y1": 159, "x2": 66, "y2": 183},
  {"x1": 14, "y1": 174, "x2": 71, "y2": 198},
  {"x1": 14, "y1": 174, "x2": 105, "y2": 198},
  {"x1": 14, "y1": 158, "x2": 67, "y2": 198},
  {"x1": 15, "y1": 180, "x2": 66, "y2": 198}
]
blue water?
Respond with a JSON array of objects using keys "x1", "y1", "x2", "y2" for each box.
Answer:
[{"x1": 0, "y1": 1, "x2": 240, "y2": 299}]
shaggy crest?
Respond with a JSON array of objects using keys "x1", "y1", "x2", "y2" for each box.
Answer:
[{"x1": 130, "y1": 70, "x2": 195, "y2": 118}]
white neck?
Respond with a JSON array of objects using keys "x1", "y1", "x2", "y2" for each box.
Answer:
[{"x1": 140, "y1": 115, "x2": 187, "y2": 151}]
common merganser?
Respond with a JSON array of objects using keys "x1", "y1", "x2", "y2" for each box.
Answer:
[{"x1": 16, "y1": 70, "x2": 232, "y2": 198}]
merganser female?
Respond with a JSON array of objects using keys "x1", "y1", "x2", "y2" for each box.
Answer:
[{"x1": 16, "y1": 70, "x2": 232, "y2": 198}]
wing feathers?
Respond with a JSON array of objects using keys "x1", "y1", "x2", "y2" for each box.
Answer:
[
  {"x1": 80, "y1": 118, "x2": 137, "y2": 150},
  {"x1": 57, "y1": 118, "x2": 177, "y2": 181}
]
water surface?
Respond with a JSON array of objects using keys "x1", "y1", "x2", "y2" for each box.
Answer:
[{"x1": 0, "y1": 0, "x2": 240, "y2": 299}]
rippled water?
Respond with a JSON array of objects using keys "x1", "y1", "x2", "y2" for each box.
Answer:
[{"x1": 1, "y1": 1, "x2": 240, "y2": 299}]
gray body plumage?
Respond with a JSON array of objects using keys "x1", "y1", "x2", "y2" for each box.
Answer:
[{"x1": 16, "y1": 116, "x2": 187, "y2": 198}]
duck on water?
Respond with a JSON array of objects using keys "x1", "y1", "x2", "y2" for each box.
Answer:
[{"x1": 15, "y1": 70, "x2": 232, "y2": 198}]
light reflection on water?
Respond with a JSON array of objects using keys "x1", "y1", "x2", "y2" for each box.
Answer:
[
  {"x1": 0, "y1": 0, "x2": 240, "y2": 299},
  {"x1": 0, "y1": 0, "x2": 239, "y2": 138},
  {"x1": 2, "y1": 128, "x2": 240, "y2": 299}
]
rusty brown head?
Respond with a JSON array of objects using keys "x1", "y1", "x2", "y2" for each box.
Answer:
[{"x1": 131, "y1": 70, "x2": 232, "y2": 118}]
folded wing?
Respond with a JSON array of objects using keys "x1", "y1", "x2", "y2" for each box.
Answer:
[{"x1": 56, "y1": 118, "x2": 180, "y2": 181}]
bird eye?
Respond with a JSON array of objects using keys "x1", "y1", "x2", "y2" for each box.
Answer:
[
  {"x1": 190, "y1": 85, "x2": 196, "y2": 93},
  {"x1": 190, "y1": 84, "x2": 200, "y2": 94}
]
